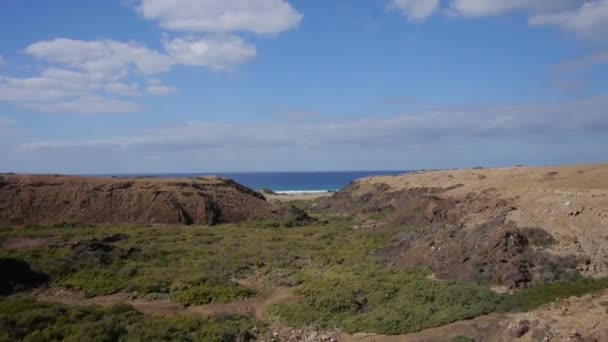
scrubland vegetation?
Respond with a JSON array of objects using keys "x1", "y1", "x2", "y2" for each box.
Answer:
[
  {"x1": 2, "y1": 213, "x2": 608, "y2": 339},
  {"x1": 0, "y1": 299, "x2": 255, "y2": 342}
]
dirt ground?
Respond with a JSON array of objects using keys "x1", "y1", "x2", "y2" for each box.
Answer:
[{"x1": 0, "y1": 237, "x2": 56, "y2": 250}]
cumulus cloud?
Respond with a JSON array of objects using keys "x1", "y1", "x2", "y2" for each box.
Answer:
[
  {"x1": 0, "y1": 35, "x2": 250, "y2": 113},
  {"x1": 145, "y1": 79, "x2": 177, "y2": 95},
  {"x1": 135, "y1": 0, "x2": 300, "y2": 74},
  {"x1": 25, "y1": 38, "x2": 173, "y2": 75},
  {"x1": 0, "y1": 65, "x2": 143, "y2": 113},
  {"x1": 163, "y1": 35, "x2": 256, "y2": 70},
  {"x1": 105, "y1": 82, "x2": 141, "y2": 97},
  {"x1": 398, "y1": 0, "x2": 608, "y2": 42},
  {"x1": 390, "y1": 0, "x2": 440, "y2": 21},
  {"x1": 137, "y1": 0, "x2": 302, "y2": 34},
  {"x1": 21, "y1": 94, "x2": 608, "y2": 152},
  {"x1": 0, "y1": 1, "x2": 303, "y2": 114},
  {"x1": 529, "y1": 0, "x2": 608, "y2": 40},
  {"x1": 447, "y1": 0, "x2": 608, "y2": 41},
  {"x1": 0, "y1": 39, "x2": 174, "y2": 113},
  {"x1": 0, "y1": 68, "x2": 96, "y2": 103},
  {"x1": 0, "y1": 1, "x2": 301, "y2": 114},
  {"x1": 449, "y1": 0, "x2": 579, "y2": 17}
]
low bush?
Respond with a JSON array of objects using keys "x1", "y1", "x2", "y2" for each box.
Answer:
[
  {"x1": 0, "y1": 298, "x2": 256, "y2": 341},
  {"x1": 272, "y1": 265, "x2": 501, "y2": 335},
  {"x1": 497, "y1": 277, "x2": 608, "y2": 312}
]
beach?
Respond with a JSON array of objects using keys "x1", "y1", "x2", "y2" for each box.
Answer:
[{"x1": 265, "y1": 191, "x2": 333, "y2": 202}]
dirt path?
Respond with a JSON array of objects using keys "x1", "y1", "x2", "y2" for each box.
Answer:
[
  {"x1": 0, "y1": 237, "x2": 56, "y2": 250},
  {"x1": 187, "y1": 286, "x2": 296, "y2": 319},
  {"x1": 34, "y1": 285, "x2": 297, "y2": 320}
]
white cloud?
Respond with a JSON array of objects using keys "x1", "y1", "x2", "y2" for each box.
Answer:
[
  {"x1": 0, "y1": 39, "x2": 174, "y2": 113},
  {"x1": 0, "y1": 1, "x2": 302, "y2": 115},
  {"x1": 397, "y1": 1, "x2": 608, "y2": 42},
  {"x1": 137, "y1": 0, "x2": 302, "y2": 35},
  {"x1": 529, "y1": 0, "x2": 608, "y2": 40},
  {"x1": 0, "y1": 67, "x2": 143, "y2": 113},
  {"x1": 0, "y1": 29, "x2": 274, "y2": 113},
  {"x1": 391, "y1": 0, "x2": 440, "y2": 21},
  {"x1": 0, "y1": 38, "x2": 173, "y2": 113},
  {"x1": 449, "y1": 0, "x2": 579, "y2": 17},
  {"x1": 22, "y1": 96, "x2": 141, "y2": 114},
  {"x1": 105, "y1": 82, "x2": 141, "y2": 97},
  {"x1": 163, "y1": 35, "x2": 256, "y2": 70},
  {"x1": 146, "y1": 81, "x2": 177, "y2": 95},
  {"x1": 0, "y1": 68, "x2": 99, "y2": 102},
  {"x1": 25, "y1": 38, "x2": 173, "y2": 75},
  {"x1": 21, "y1": 94, "x2": 608, "y2": 152},
  {"x1": 447, "y1": 0, "x2": 608, "y2": 41},
  {"x1": 0, "y1": 54, "x2": 5, "y2": 67},
  {"x1": 553, "y1": 50, "x2": 608, "y2": 74}
]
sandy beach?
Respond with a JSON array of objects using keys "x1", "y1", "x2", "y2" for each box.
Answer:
[{"x1": 265, "y1": 191, "x2": 333, "y2": 202}]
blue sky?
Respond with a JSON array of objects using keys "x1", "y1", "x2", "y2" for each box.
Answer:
[{"x1": 1, "y1": 0, "x2": 607, "y2": 173}]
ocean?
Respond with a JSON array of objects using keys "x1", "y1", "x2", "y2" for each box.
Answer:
[{"x1": 106, "y1": 171, "x2": 411, "y2": 193}]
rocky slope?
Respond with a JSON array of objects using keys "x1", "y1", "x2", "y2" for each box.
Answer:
[
  {"x1": 0, "y1": 174, "x2": 295, "y2": 226},
  {"x1": 317, "y1": 164, "x2": 608, "y2": 288}
]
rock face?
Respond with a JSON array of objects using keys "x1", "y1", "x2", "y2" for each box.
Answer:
[
  {"x1": 318, "y1": 164, "x2": 608, "y2": 287},
  {"x1": 0, "y1": 174, "x2": 291, "y2": 226}
]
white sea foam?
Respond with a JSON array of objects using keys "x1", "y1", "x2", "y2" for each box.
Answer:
[{"x1": 273, "y1": 190, "x2": 333, "y2": 195}]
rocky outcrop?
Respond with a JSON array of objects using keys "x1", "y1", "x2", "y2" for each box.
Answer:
[
  {"x1": 317, "y1": 165, "x2": 608, "y2": 288},
  {"x1": 0, "y1": 174, "x2": 294, "y2": 226}
]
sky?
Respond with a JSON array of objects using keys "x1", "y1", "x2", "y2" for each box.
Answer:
[{"x1": 0, "y1": 0, "x2": 607, "y2": 173}]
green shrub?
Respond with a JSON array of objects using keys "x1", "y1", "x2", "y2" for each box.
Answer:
[
  {"x1": 170, "y1": 277, "x2": 256, "y2": 305},
  {"x1": 497, "y1": 277, "x2": 608, "y2": 312},
  {"x1": 0, "y1": 298, "x2": 256, "y2": 341},
  {"x1": 272, "y1": 265, "x2": 501, "y2": 335},
  {"x1": 5, "y1": 218, "x2": 608, "y2": 337}
]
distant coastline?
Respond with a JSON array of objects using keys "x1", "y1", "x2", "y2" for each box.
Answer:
[
  {"x1": 273, "y1": 190, "x2": 335, "y2": 195},
  {"x1": 94, "y1": 170, "x2": 412, "y2": 193}
]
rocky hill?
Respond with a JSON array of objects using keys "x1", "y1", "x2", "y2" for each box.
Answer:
[
  {"x1": 0, "y1": 174, "x2": 294, "y2": 226},
  {"x1": 318, "y1": 164, "x2": 608, "y2": 289}
]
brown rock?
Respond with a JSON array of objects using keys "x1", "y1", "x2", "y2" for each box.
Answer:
[
  {"x1": 508, "y1": 319, "x2": 531, "y2": 338},
  {"x1": 0, "y1": 174, "x2": 294, "y2": 226},
  {"x1": 319, "y1": 180, "x2": 580, "y2": 287}
]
